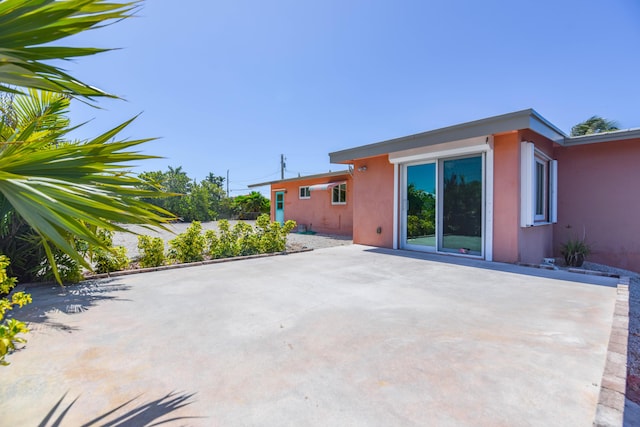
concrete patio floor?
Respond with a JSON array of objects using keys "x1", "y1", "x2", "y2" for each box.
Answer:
[{"x1": 1, "y1": 245, "x2": 619, "y2": 426}]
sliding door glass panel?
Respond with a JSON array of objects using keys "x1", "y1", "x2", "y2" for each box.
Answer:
[
  {"x1": 406, "y1": 163, "x2": 436, "y2": 248},
  {"x1": 440, "y1": 156, "x2": 482, "y2": 255}
]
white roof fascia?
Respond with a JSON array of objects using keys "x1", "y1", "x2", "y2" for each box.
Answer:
[
  {"x1": 529, "y1": 113, "x2": 566, "y2": 145},
  {"x1": 564, "y1": 128, "x2": 640, "y2": 146},
  {"x1": 388, "y1": 136, "x2": 490, "y2": 164},
  {"x1": 329, "y1": 109, "x2": 566, "y2": 163}
]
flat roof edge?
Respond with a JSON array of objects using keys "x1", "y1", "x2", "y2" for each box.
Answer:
[
  {"x1": 329, "y1": 109, "x2": 567, "y2": 163},
  {"x1": 564, "y1": 128, "x2": 640, "y2": 146},
  {"x1": 248, "y1": 169, "x2": 351, "y2": 188}
]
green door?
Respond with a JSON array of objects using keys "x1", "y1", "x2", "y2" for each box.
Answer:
[{"x1": 275, "y1": 191, "x2": 285, "y2": 225}]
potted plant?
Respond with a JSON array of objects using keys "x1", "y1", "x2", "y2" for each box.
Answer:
[{"x1": 561, "y1": 236, "x2": 592, "y2": 267}]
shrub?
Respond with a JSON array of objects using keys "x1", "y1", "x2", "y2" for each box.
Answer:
[
  {"x1": 420, "y1": 218, "x2": 435, "y2": 236},
  {"x1": 234, "y1": 222, "x2": 260, "y2": 256},
  {"x1": 169, "y1": 221, "x2": 205, "y2": 263},
  {"x1": 35, "y1": 245, "x2": 85, "y2": 284},
  {"x1": 170, "y1": 217, "x2": 296, "y2": 264},
  {"x1": 10, "y1": 233, "x2": 87, "y2": 284},
  {"x1": 92, "y1": 229, "x2": 129, "y2": 274},
  {"x1": 256, "y1": 214, "x2": 296, "y2": 253},
  {"x1": 204, "y1": 229, "x2": 219, "y2": 258},
  {"x1": 137, "y1": 235, "x2": 166, "y2": 268},
  {"x1": 407, "y1": 215, "x2": 420, "y2": 237},
  {"x1": 0, "y1": 255, "x2": 31, "y2": 365},
  {"x1": 561, "y1": 236, "x2": 592, "y2": 267},
  {"x1": 214, "y1": 219, "x2": 239, "y2": 258},
  {"x1": 407, "y1": 214, "x2": 434, "y2": 238},
  {"x1": 94, "y1": 246, "x2": 129, "y2": 274}
]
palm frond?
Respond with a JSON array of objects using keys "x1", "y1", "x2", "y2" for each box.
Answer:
[
  {"x1": 0, "y1": 0, "x2": 141, "y2": 99},
  {"x1": 0, "y1": 105, "x2": 175, "y2": 281}
]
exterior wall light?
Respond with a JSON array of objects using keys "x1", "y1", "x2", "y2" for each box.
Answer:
[{"x1": 358, "y1": 166, "x2": 367, "y2": 172}]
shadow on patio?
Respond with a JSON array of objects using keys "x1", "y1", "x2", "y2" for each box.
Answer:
[
  {"x1": 12, "y1": 279, "x2": 132, "y2": 334},
  {"x1": 38, "y1": 390, "x2": 204, "y2": 427},
  {"x1": 364, "y1": 246, "x2": 621, "y2": 288}
]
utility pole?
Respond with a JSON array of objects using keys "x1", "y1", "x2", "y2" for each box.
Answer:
[
  {"x1": 280, "y1": 154, "x2": 286, "y2": 180},
  {"x1": 226, "y1": 169, "x2": 229, "y2": 197}
]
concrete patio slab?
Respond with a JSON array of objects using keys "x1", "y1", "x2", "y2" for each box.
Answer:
[{"x1": 1, "y1": 245, "x2": 618, "y2": 426}]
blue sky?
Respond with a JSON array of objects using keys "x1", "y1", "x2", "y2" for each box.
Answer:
[{"x1": 66, "y1": 0, "x2": 640, "y2": 195}]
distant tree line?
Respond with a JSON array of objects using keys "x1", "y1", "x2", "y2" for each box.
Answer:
[{"x1": 137, "y1": 166, "x2": 270, "y2": 221}]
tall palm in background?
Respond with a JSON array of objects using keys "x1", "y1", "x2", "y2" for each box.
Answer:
[
  {"x1": 570, "y1": 116, "x2": 620, "y2": 136},
  {"x1": 0, "y1": 0, "x2": 174, "y2": 282}
]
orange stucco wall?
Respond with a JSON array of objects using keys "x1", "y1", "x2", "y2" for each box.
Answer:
[
  {"x1": 322, "y1": 129, "x2": 639, "y2": 271},
  {"x1": 492, "y1": 130, "x2": 556, "y2": 264},
  {"x1": 352, "y1": 155, "x2": 395, "y2": 247},
  {"x1": 517, "y1": 130, "x2": 555, "y2": 264},
  {"x1": 553, "y1": 138, "x2": 640, "y2": 272},
  {"x1": 269, "y1": 174, "x2": 353, "y2": 236},
  {"x1": 492, "y1": 132, "x2": 520, "y2": 263}
]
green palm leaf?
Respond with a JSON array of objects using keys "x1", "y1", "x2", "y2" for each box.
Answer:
[
  {"x1": 0, "y1": 91, "x2": 175, "y2": 282},
  {"x1": 0, "y1": 0, "x2": 140, "y2": 99},
  {"x1": 0, "y1": 2, "x2": 180, "y2": 283}
]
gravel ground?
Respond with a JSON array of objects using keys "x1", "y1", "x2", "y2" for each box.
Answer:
[
  {"x1": 580, "y1": 261, "x2": 640, "y2": 408},
  {"x1": 627, "y1": 276, "x2": 640, "y2": 403},
  {"x1": 112, "y1": 220, "x2": 352, "y2": 260}
]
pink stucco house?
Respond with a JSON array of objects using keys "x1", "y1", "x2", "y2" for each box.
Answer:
[
  {"x1": 252, "y1": 109, "x2": 640, "y2": 272},
  {"x1": 249, "y1": 170, "x2": 353, "y2": 236}
]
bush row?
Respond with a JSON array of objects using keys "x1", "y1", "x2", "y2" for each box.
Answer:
[
  {"x1": 138, "y1": 215, "x2": 297, "y2": 267},
  {"x1": 35, "y1": 216, "x2": 296, "y2": 282}
]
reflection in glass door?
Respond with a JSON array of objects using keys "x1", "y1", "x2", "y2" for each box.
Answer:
[
  {"x1": 439, "y1": 156, "x2": 483, "y2": 256},
  {"x1": 405, "y1": 163, "x2": 436, "y2": 249}
]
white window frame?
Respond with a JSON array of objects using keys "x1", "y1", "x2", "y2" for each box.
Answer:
[
  {"x1": 299, "y1": 186, "x2": 310, "y2": 199},
  {"x1": 521, "y1": 142, "x2": 557, "y2": 227},
  {"x1": 534, "y1": 156, "x2": 548, "y2": 222},
  {"x1": 331, "y1": 183, "x2": 347, "y2": 205},
  {"x1": 390, "y1": 135, "x2": 494, "y2": 261}
]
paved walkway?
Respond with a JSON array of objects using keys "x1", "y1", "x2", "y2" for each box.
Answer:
[{"x1": 1, "y1": 246, "x2": 618, "y2": 426}]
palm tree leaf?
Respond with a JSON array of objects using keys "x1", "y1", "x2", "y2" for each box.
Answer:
[
  {"x1": 11, "y1": 47, "x2": 111, "y2": 60},
  {"x1": 0, "y1": 106, "x2": 176, "y2": 280},
  {"x1": 0, "y1": 0, "x2": 140, "y2": 99}
]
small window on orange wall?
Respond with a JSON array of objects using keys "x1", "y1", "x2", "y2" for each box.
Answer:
[
  {"x1": 331, "y1": 183, "x2": 346, "y2": 205},
  {"x1": 299, "y1": 186, "x2": 310, "y2": 199}
]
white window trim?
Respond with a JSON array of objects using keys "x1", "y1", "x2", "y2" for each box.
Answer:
[
  {"x1": 299, "y1": 186, "x2": 310, "y2": 199},
  {"x1": 389, "y1": 136, "x2": 489, "y2": 164},
  {"x1": 394, "y1": 137, "x2": 494, "y2": 261},
  {"x1": 521, "y1": 141, "x2": 557, "y2": 227},
  {"x1": 393, "y1": 163, "x2": 399, "y2": 249},
  {"x1": 331, "y1": 183, "x2": 347, "y2": 205},
  {"x1": 534, "y1": 156, "x2": 548, "y2": 222},
  {"x1": 549, "y1": 160, "x2": 558, "y2": 223}
]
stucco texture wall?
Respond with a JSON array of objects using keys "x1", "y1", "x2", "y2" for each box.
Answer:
[
  {"x1": 492, "y1": 132, "x2": 520, "y2": 263},
  {"x1": 269, "y1": 174, "x2": 353, "y2": 236},
  {"x1": 517, "y1": 130, "x2": 555, "y2": 264},
  {"x1": 554, "y1": 138, "x2": 640, "y2": 272},
  {"x1": 352, "y1": 155, "x2": 395, "y2": 247},
  {"x1": 492, "y1": 131, "x2": 556, "y2": 264}
]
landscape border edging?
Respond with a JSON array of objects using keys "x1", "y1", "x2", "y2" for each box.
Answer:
[
  {"x1": 593, "y1": 276, "x2": 630, "y2": 427},
  {"x1": 84, "y1": 248, "x2": 314, "y2": 279}
]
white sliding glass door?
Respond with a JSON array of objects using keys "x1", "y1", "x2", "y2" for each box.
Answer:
[{"x1": 403, "y1": 154, "x2": 484, "y2": 257}]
